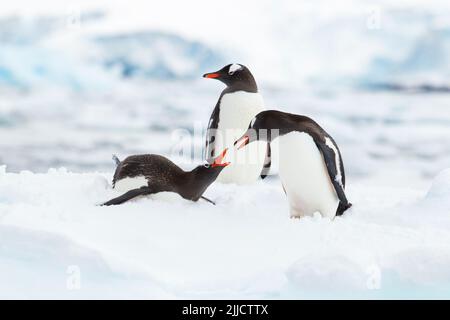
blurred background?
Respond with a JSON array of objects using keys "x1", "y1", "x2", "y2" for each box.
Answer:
[{"x1": 1, "y1": 0, "x2": 449, "y2": 185}]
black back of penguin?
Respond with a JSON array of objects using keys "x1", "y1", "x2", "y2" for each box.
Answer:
[
  {"x1": 247, "y1": 111, "x2": 329, "y2": 140},
  {"x1": 112, "y1": 154, "x2": 183, "y2": 193}
]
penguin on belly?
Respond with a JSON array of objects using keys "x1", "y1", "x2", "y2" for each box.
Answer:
[
  {"x1": 101, "y1": 149, "x2": 230, "y2": 206},
  {"x1": 234, "y1": 110, "x2": 352, "y2": 218},
  {"x1": 203, "y1": 63, "x2": 271, "y2": 184}
]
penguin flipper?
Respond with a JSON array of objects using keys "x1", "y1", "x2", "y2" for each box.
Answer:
[
  {"x1": 101, "y1": 186, "x2": 152, "y2": 206},
  {"x1": 204, "y1": 102, "x2": 221, "y2": 161},
  {"x1": 315, "y1": 138, "x2": 351, "y2": 216},
  {"x1": 260, "y1": 142, "x2": 272, "y2": 179}
]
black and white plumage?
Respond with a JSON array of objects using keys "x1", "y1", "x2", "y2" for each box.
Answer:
[
  {"x1": 234, "y1": 110, "x2": 352, "y2": 218},
  {"x1": 203, "y1": 63, "x2": 271, "y2": 184},
  {"x1": 102, "y1": 149, "x2": 230, "y2": 206}
]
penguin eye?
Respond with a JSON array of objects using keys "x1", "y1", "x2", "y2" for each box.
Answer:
[{"x1": 204, "y1": 163, "x2": 211, "y2": 168}]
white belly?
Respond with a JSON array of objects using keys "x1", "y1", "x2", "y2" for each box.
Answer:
[
  {"x1": 214, "y1": 91, "x2": 266, "y2": 185},
  {"x1": 278, "y1": 132, "x2": 339, "y2": 218},
  {"x1": 114, "y1": 176, "x2": 148, "y2": 192}
]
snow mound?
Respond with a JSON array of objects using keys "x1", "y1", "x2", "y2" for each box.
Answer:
[
  {"x1": 287, "y1": 254, "x2": 368, "y2": 292},
  {"x1": 426, "y1": 168, "x2": 450, "y2": 200},
  {"x1": 384, "y1": 247, "x2": 450, "y2": 288},
  {"x1": 0, "y1": 225, "x2": 171, "y2": 299}
]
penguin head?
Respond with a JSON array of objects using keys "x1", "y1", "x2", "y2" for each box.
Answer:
[
  {"x1": 188, "y1": 148, "x2": 229, "y2": 199},
  {"x1": 192, "y1": 148, "x2": 230, "y2": 181},
  {"x1": 234, "y1": 111, "x2": 276, "y2": 149},
  {"x1": 203, "y1": 63, "x2": 257, "y2": 90}
]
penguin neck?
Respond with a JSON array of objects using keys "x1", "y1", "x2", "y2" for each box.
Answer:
[{"x1": 177, "y1": 168, "x2": 216, "y2": 201}]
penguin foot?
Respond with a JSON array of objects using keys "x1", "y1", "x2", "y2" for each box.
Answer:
[
  {"x1": 336, "y1": 201, "x2": 352, "y2": 216},
  {"x1": 200, "y1": 196, "x2": 216, "y2": 205}
]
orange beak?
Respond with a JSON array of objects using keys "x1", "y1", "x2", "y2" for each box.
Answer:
[
  {"x1": 234, "y1": 136, "x2": 250, "y2": 150},
  {"x1": 212, "y1": 148, "x2": 230, "y2": 167},
  {"x1": 203, "y1": 72, "x2": 220, "y2": 79}
]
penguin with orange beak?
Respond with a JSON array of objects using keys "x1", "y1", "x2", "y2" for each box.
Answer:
[
  {"x1": 235, "y1": 110, "x2": 351, "y2": 218},
  {"x1": 102, "y1": 149, "x2": 230, "y2": 206},
  {"x1": 203, "y1": 63, "x2": 271, "y2": 184}
]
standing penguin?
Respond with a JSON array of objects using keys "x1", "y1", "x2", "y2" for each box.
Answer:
[
  {"x1": 234, "y1": 110, "x2": 352, "y2": 218},
  {"x1": 101, "y1": 149, "x2": 230, "y2": 206},
  {"x1": 203, "y1": 63, "x2": 271, "y2": 184}
]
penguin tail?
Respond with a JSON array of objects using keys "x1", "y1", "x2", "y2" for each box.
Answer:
[
  {"x1": 336, "y1": 201, "x2": 352, "y2": 216},
  {"x1": 260, "y1": 164, "x2": 271, "y2": 180},
  {"x1": 260, "y1": 143, "x2": 272, "y2": 180},
  {"x1": 112, "y1": 154, "x2": 121, "y2": 166}
]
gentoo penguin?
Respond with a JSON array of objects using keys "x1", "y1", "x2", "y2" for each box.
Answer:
[
  {"x1": 101, "y1": 149, "x2": 230, "y2": 206},
  {"x1": 203, "y1": 63, "x2": 271, "y2": 184},
  {"x1": 234, "y1": 110, "x2": 352, "y2": 218}
]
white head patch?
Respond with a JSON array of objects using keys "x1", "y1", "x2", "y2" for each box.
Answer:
[
  {"x1": 250, "y1": 117, "x2": 257, "y2": 127},
  {"x1": 228, "y1": 63, "x2": 242, "y2": 74}
]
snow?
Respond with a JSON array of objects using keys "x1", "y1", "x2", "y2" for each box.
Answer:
[{"x1": 0, "y1": 166, "x2": 450, "y2": 298}]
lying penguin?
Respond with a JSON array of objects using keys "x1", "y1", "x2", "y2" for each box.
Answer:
[
  {"x1": 234, "y1": 110, "x2": 352, "y2": 218},
  {"x1": 101, "y1": 149, "x2": 230, "y2": 206}
]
